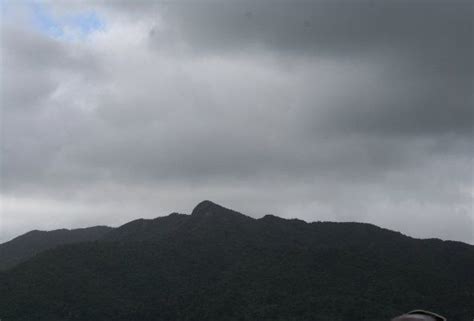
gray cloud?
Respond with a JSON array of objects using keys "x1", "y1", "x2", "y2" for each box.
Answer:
[
  {"x1": 153, "y1": 0, "x2": 474, "y2": 137},
  {"x1": 0, "y1": 1, "x2": 472, "y2": 244},
  {"x1": 158, "y1": 0, "x2": 472, "y2": 54}
]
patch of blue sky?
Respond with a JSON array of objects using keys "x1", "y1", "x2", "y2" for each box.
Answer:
[
  {"x1": 30, "y1": 1, "x2": 63, "y2": 37},
  {"x1": 29, "y1": 1, "x2": 105, "y2": 40},
  {"x1": 1, "y1": 0, "x2": 8, "y2": 16}
]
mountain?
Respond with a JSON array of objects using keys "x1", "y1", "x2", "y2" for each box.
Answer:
[
  {"x1": 0, "y1": 200, "x2": 473, "y2": 321},
  {"x1": 0, "y1": 226, "x2": 113, "y2": 270}
]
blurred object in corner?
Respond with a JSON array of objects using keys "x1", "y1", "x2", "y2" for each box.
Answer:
[{"x1": 392, "y1": 310, "x2": 447, "y2": 321}]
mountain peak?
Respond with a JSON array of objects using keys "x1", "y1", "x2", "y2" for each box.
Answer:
[{"x1": 191, "y1": 200, "x2": 227, "y2": 216}]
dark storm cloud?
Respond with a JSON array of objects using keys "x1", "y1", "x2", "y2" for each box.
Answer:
[
  {"x1": 158, "y1": 0, "x2": 471, "y2": 56},
  {"x1": 308, "y1": 62, "x2": 473, "y2": 137},
  {"x1": 0, "y1": 1, "x2": 472, "y2": 244},
  {"x1": 51, "y1": 0, "x2": 474, "y2": 137},
  {"x1": 151, "y1": 0, "x2": 473, "y2": 137}
]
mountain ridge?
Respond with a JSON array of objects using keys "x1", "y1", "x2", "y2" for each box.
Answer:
[
  {"x1": 1, "y1": 200, "x2": 470, "y2": 271},
  {"x1": 1, "y1": 201, "x2": 473, "y2": 320},
  {"x1": 0, "y1": 225, "x2": 113, "y2": 270}
]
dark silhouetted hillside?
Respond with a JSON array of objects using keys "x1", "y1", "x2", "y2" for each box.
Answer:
[
  {"x1": 0, "y1": 226, "x2": 113, "y2": 270},
  {"x1": 0, "y1": 201, "x2": 473, "y2": 321}
]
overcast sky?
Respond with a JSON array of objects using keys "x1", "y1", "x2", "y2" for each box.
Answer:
[{"x1": 1, "y1": 0, "x2": 473, "y2": 244}]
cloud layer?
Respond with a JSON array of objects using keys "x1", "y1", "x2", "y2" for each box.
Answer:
[{"x1": 1, "y1": 0, "x2": 472, "y2": 243}]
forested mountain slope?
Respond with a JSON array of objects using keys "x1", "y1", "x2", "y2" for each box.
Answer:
[
  {"x1": 0, "y1": 201, "x2": 472, "y2": 321},
  {"x1": 0, "y1": 226, "x2": 113, "y2": 270}
]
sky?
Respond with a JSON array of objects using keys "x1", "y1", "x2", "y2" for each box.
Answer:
[{"x1": 0, "y1": 0, "x2": 473, "y2": 244}]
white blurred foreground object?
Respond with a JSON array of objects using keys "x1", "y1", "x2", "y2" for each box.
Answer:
[{"x1": 392, "y1": 310, "x2": 447, "y2": 321}]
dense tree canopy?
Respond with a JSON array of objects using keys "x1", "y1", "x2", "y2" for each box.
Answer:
[{"x1": 1, "y1": 201, "x2": 473, "y2": 320}]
